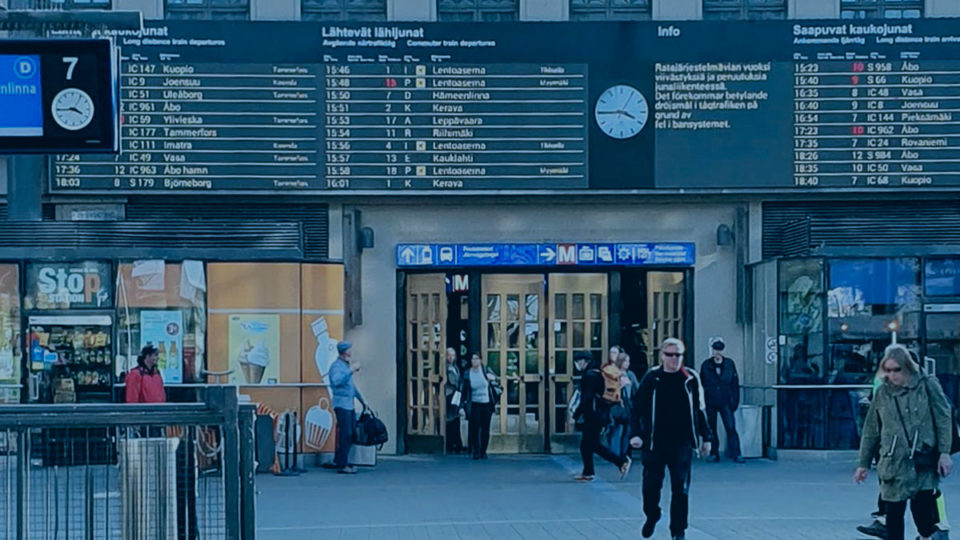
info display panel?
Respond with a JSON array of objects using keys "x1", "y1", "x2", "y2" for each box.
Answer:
[
  {"x1": 1, "y1": 40, "x2": 118, "y2": 153},
  {"x1": 48, "y1": 20, "x2": 960, "y2": 192}
]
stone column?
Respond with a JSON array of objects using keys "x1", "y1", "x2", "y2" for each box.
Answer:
[
  {"x1": 520, "y1": 0, "x2": 568, "y2": 20},
  {"x1": 388, "y1": 0, "x2": 437, "y2": 21},
  {"x1": 251, "y1": 0, "x2": 300, "y2": 20},
  {"x1": 114, "y1": 0, "x2": 163, "y2": 19},
  {"x1": 789, "y1": 0, "x2": 839, "y2": 19},
  {"x1": 652, "y1": 0, "x2": 701, "y2": 20}
]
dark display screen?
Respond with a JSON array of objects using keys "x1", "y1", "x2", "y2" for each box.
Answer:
[{"x1": 49, "y1": 20, "x2": 960, "y2": 192}]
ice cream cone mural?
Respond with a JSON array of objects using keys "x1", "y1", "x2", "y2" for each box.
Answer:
[
  {"x1": 311, "y1": 317, "x2": 339, "y2": 380},
  {"x1": 228, "y1": 315, "x2": 280, "y2": 385},
  {"x1": 304, "y1": 397, "x2": 334, "y2": 450}
]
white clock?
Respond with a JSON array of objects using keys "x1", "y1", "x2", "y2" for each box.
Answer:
[
  {"x1": 595, "y1": 85, "x2": 649, "y2": 139},
  {"x1": 51, "y1": 88, "x2": 95, "y2": 131}
]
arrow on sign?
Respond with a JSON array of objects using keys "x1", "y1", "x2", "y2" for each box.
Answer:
[
  {"x1": 540, "y1": 246, "x2": 556, "y2": 263},
  {"x1": 400, "y1": 247, "x2": 416, "y2": 264}
]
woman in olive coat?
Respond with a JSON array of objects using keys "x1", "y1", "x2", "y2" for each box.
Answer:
[{"x1": 855, "y1": 344, "x2": 953, "y2": 540}]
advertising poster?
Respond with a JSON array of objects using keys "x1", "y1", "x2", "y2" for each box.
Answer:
[
  {"x1": 228, "y1": 314, "x2": 280, "y2": 385},
  {"x1": 0, "y1": 265, "x2": 19, "y2": 382},
  {"x1": 140, "y1": 310, "x2": 184, "y2": 384},
  {"x1": 25, "y1": 261, "x2": 112, "y2": 310}
]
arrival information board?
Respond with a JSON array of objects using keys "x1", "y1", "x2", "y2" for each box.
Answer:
[{"x1": 49, "y1": 20, "x2": 960, "y2": 192}]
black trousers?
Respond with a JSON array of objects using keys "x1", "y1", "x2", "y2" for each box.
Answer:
[
  {"x1": 446, "y1": 417, "x2": 463, "y2": 452},
  {"x1": 334, "y1": 407, "x2": 355, "y2": 469},
  {"x1": 579, "y1": 415, "x2": 626, "y2": 476},
  {"x1": 706, "y1": 405, "x2": 741, "y2": 459},
  {"x1": 885, "y1": 490, "x2": 939, "y2": 540},
  {"x1": 641, "y1": 447, "x2": 693, "y2": 537},
  {"x1": 468, "y1": 402, "x2": 492, "y2": 456}
]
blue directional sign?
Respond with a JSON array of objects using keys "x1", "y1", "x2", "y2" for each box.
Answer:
[{"x1": 397, "y1": 243, "x2": 695, "y2": 268}]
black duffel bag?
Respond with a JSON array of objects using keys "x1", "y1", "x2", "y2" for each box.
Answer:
[{"x1": 354, "y1": 404, "x2": 389, "y2": 447}]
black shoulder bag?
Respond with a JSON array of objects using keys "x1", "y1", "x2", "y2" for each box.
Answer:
[
  {"x1": 893, "y1": 393, "x2": 938, "y2": 472},
  {"x1": 921, "y1": 378, "x2": 960, "y2": 455}
]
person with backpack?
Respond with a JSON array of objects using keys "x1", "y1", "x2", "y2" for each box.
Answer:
[
  {"x1": 574, "y1": 348, "x2": 631, "y2": 482},
  {"x1": 630, "y1": 338, "x2": 712, "y2": 540}
]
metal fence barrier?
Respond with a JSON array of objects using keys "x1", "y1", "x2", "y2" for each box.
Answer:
[{"x1": 0, "y1": 387, "x2": 256, "y2": 539}]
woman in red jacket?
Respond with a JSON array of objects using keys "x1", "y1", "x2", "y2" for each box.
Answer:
[{"x1": 125, "y1": 345, "x2": 166, "y2": 403}]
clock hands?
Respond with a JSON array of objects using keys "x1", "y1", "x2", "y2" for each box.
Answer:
[{"x1": 57, "y1": 106, "x2": 83, "y2": 115}]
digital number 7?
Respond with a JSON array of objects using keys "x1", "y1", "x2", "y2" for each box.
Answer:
[{"x1": 63, "y1": 57, "x2": 78, "y2": 80}]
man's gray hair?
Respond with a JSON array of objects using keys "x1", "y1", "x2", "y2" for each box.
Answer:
[{"x1": 661, "y1": 337, "x2": 686, "y2": 354}]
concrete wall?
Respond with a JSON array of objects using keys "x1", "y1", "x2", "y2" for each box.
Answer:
[
  {"x1": 927, "y1": 0, "x2": 960, "y2": 17},
  {"x1": 114, "y1": 0, "x2": 163, "y2": 19},
  {"x1": 347, "y1": 200, "x2": 741, "y2": 453},
  {"x1": 789, "y1": 0, "x2": 839, "y2": 19}
]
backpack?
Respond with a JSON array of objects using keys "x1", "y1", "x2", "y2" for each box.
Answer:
[
  {"x1": 353, "y1": 404, "x2": 389, "y2": 447},
  {"x1": 601, "y1": 364, "x2": 622, "y2": 404}
]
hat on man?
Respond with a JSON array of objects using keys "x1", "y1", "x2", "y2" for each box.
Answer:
[
  {"x1": 337, "y1": 341, "x2": 353, "y2": 354},
  {"x1": 710, "y1": 337, "x2": 726, "y2": 351}
]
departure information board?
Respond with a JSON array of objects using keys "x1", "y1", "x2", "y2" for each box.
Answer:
[{"x1": 49, "y1": 20, "x2": 960, "y2": 192}]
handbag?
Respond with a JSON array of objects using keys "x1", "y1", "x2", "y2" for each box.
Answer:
[
  {"x1": 893, "y1": 393, "x2": 938, "y2": 472},
  {"x1": 450, "y1": 390, "x2": 462, "y2": 408},
  {"x1": 353, "y1": 404, "x2": 389, "y2": 447},
  {"x1": 921, "y1": 378, "x2": 960, "y2": 455}
]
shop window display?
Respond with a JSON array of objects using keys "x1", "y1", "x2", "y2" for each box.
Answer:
[
  {"x1": 826, "y1": 258, "x2": 920, "y2": 448},
  {"x1": 778, "y1": 258, "x2": 828, "y2": 449},
  {"x1": 116, "y1": 261, "x2": 207, "y2": 386},
  {"x1": 778, "y1": 258, "x2": 923, "y2": 450},
  {"x1": 926, "y1": 257, "x2": 960, "y2": 297}
]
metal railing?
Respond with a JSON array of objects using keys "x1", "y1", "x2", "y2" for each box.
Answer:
[{"x1": 0, "y1": 387, "x2": 256, "y2": 539}]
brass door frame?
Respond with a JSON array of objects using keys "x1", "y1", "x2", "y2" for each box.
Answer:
[
  {"x1": 404, "y1": 273, "x2": 447, "y2": 454},
  {"x1": 548, "y1": 273, "x2": 608, "y2": 454},
  {"x1": 481, "y1": 274, "x2": 545, "y2": 453}
]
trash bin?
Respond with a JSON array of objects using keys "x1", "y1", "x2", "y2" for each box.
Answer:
[
  {"x1": 119, "y1": 437, "x2": 180, "y2": 539},
  {"x1": 735, "y1": 405, "x2": 763, "y2": 458}
]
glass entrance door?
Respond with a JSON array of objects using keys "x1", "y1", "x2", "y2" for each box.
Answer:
[
  {"x1": 548, "y1": 273, "x2": 607, "y2": 453},
  {"x1": 404, "y1": 273, "x2": 447, "y2": 453},
  {"x1": 647, "y1": 271, "x2": 685, "y2": 357},
  {"x1": 482, "y1": 275, "x2": 544, "y2": 453},
  {"x1": 924, "y1": 306, "x2": 960, "y2": 406}
]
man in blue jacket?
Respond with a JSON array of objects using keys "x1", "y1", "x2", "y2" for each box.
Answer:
[{"x1": 329, "y1": 341, "x2": 364, "y2": 474}]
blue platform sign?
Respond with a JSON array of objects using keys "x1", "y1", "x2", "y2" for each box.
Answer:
[
  {"x1": 0, "y1": 55, "x2": 42, "y2": 137},
  {"x1": 397, "y1": 243, "x2": 695, "y2": 268}
]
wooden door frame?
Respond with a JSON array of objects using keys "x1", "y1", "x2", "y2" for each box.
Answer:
[
  {"x1": 481, "y1": 274, "x2": 545, "y2": 454},
  {"x1": 401, "y1": 272, "x2": 448, "y2": 454}
]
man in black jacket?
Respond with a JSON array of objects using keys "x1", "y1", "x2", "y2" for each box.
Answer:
[
  {"x1": 630, "y1": 338, "x2": 712, "y2": 540},
  {"x1": 699, "y1": 337, "x2": 744, "y2": 463}
]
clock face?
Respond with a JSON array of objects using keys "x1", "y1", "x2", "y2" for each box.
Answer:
[
  {"x1": 594, "y1": 85, "x2": 649, "y2": 140},
  {"x1": 51, "y1": 88, "x2": 95, "y2": 131}
]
